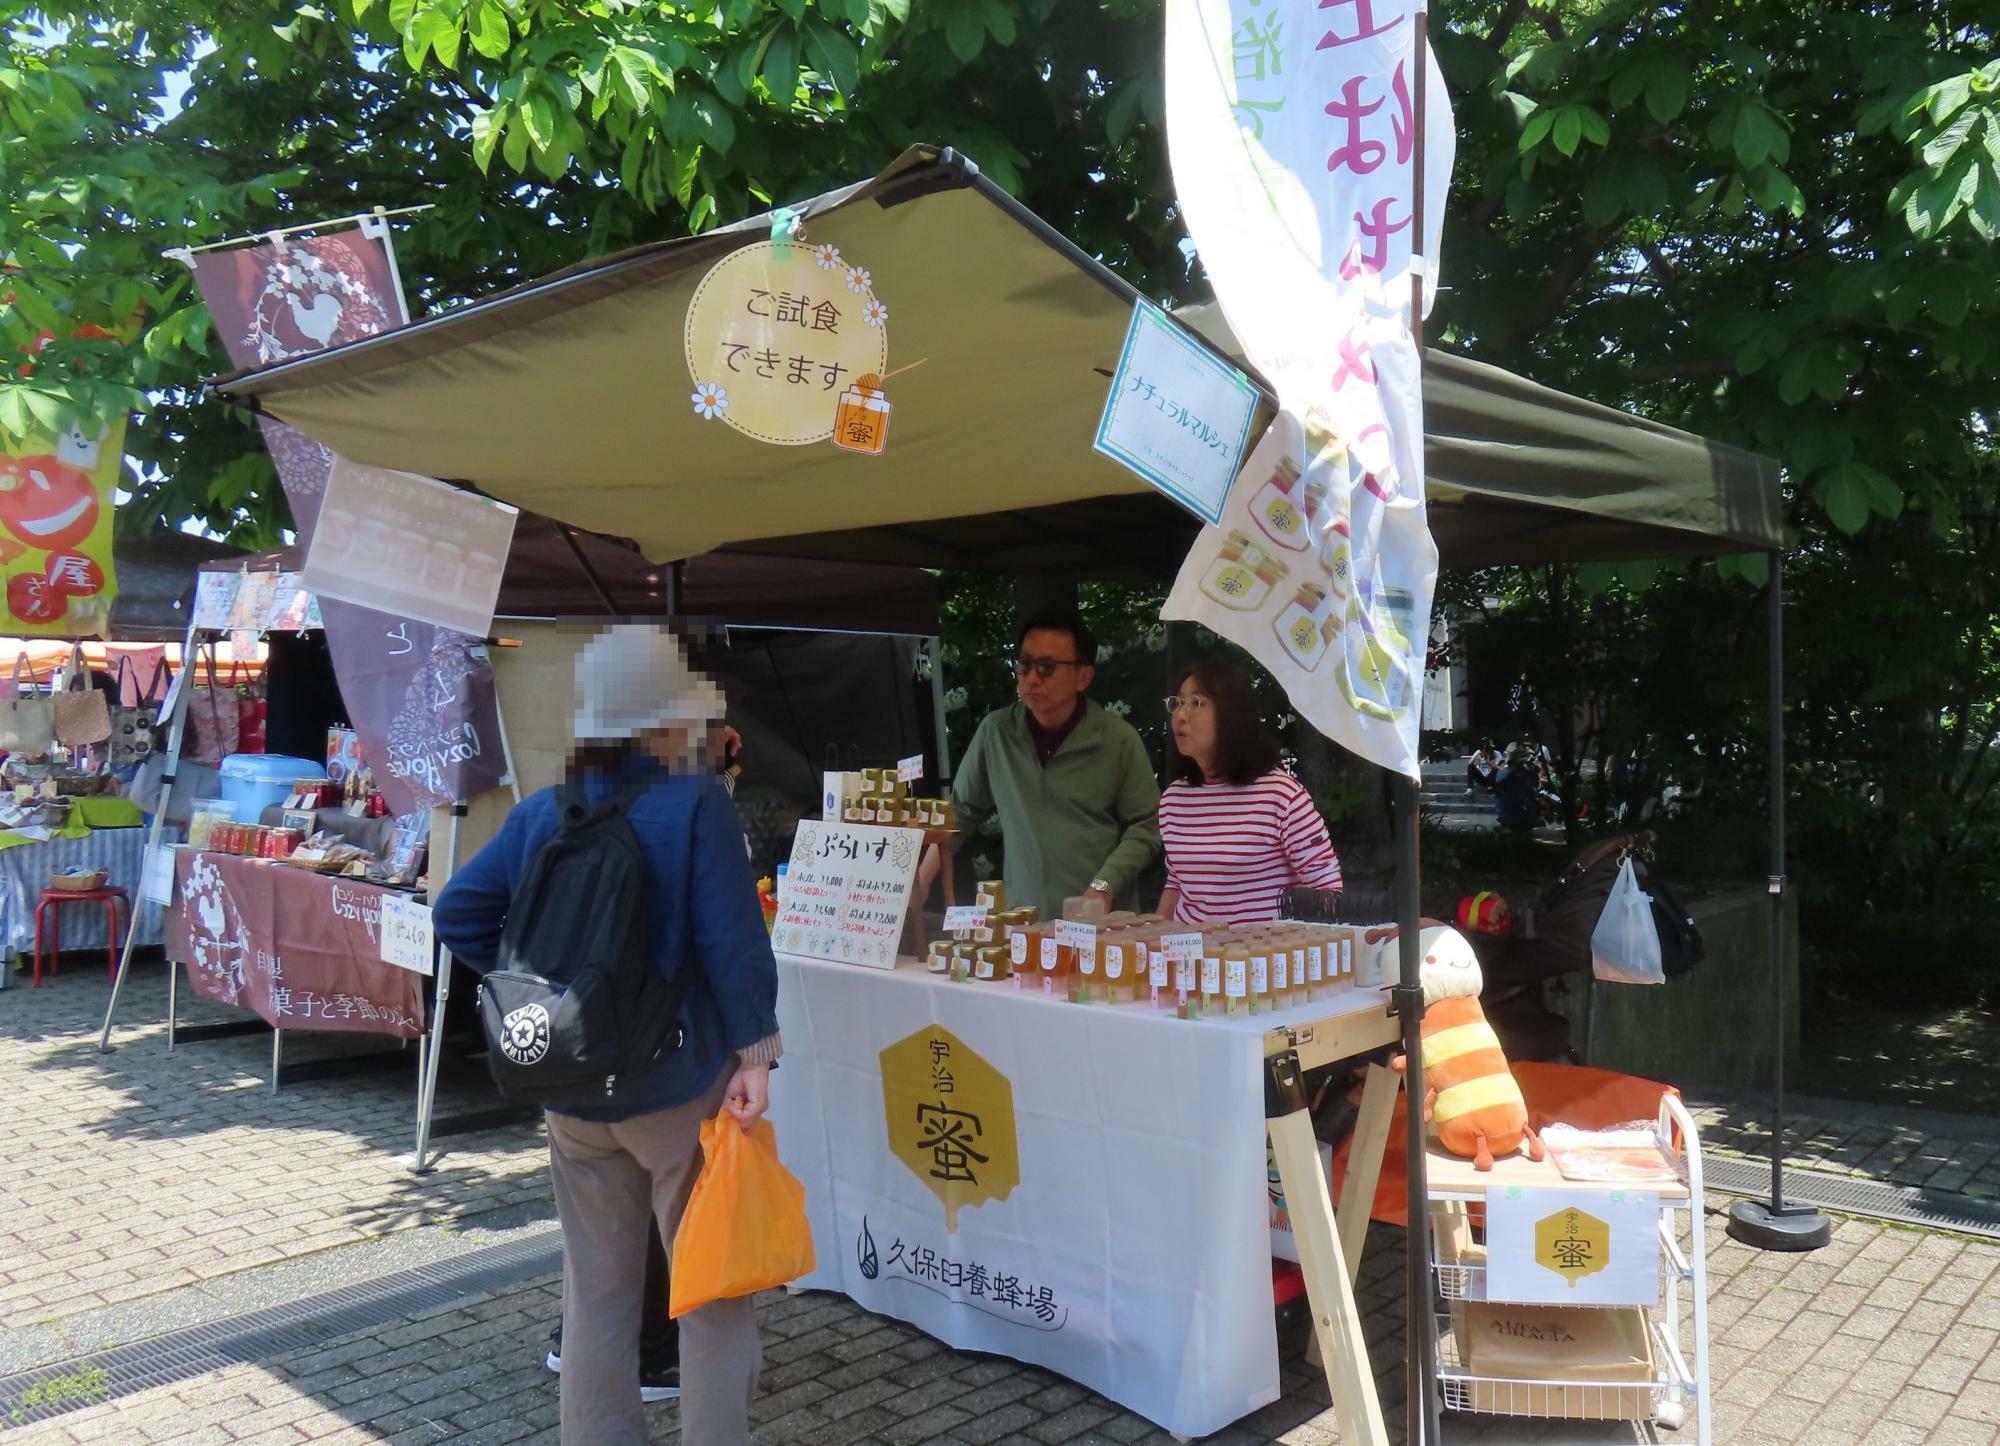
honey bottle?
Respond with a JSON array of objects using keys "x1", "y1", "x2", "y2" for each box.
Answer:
[{"x1": 1222, "y1": 943, "x2": 1250, "y2": 1018}]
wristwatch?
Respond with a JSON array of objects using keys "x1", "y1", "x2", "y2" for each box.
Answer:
[{"x1": 1089, "y1": 877, "x2": 1113, "y2": 895}]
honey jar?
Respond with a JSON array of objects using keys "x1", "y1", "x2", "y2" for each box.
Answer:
[
  {"x1": 832, "y1": 379, "x2": 892, "y2": 456},
  {"x1": 1273, "y1": 583, "x2": 1332, "y2": 671},
  {"x1": 1199, "y1": 531, "x2": 1290, "y2": 612},
  {"x1": 1250, "y1": 455, "x2": 1310, "y2": 552}
]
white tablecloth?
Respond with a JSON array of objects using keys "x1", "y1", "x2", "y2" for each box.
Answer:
[
  {"x1": 767, "y1": 952, "x2": 1384, "y2": 1438},
  {"x1": 0, "y1": 828, "x2": 175, "y2": 962}
]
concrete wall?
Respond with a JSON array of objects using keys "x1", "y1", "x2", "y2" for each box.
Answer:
[{"x1": 1549, "y1": 885, "x2": 1799, "y2": 1096}]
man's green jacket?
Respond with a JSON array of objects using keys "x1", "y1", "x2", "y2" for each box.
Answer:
[{"x1": 949, "y1": 700, "x2": 1163, "y2": 919}]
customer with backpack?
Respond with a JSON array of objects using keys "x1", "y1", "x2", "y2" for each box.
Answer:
[{"x1": 433, "y1": 625, "x2": 780, "y2": 1446}]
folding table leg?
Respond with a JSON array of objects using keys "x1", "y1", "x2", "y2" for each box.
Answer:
[
  {"x1": 1338, "y1": 1064, "x2": 1402, "y2": 1285},
  {"x1": 1268, "y1": 1050, "x2": 1387, "y2": 1446}
]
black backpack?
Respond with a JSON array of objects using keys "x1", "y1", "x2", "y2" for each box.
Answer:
[{"x1": 476, "y1": 781, "x2": 691, "y2": 1108}]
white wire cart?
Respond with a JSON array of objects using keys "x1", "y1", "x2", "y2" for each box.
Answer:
[{"x1": 1423, "y1": 1095, "x2": 1712, "y2": 1443}]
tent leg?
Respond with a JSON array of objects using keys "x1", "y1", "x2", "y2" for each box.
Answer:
[
  {"x1": 928, "y1": 637, "x2": 954, "y2": 784},
  {"x1": 412, "y1": 801, "x2": 465, "y2": 1176},
  {"x1": 101, "y1": 618, "x2": 201, "y2": 1055},
  {"x1": 168, "y1": 960, "x2": 178, "y2": 1051},
  {"x1": 1269, "y1": 1051, "x2": 1387, "y2": 1446},
  {"x1": 1729, "y1": 551, "x2": 1829, "y2": 1251},
  {"x1": 271, "y1": 1026, "x2": 282, "y2": 1093},
  {"x1": 1392, "y1": 770, "x2": 1439, "y2": 1446}
]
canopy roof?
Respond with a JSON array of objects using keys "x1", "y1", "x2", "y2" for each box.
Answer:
[
  {"x1": 202, "y1": 514, "x2": 939, "y2": 635},
  {"x1": 211, "y1": 145, "x2": 1781, "y2": 576}
]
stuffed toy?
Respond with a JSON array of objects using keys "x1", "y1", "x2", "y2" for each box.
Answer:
[{"x1": 1377, "y1": 921, "x2": 1544, "y2": 1171}]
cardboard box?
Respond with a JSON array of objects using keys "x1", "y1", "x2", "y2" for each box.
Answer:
[{"x1": 1455, "y1": 1302, "x2": 1655, "y2": 1421}]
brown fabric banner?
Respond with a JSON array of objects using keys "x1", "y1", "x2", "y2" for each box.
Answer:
[
  {"x1": 185, "y1": 224, "x2": 510, "y2": 811},
  {"x1": 167, "y1": 849, "x2": 425, "y2": 1038}
]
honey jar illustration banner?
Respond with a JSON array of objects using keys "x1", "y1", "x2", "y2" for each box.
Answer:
[{"x1": 684, "y1": 238, "x2": 889, "y2": 448}]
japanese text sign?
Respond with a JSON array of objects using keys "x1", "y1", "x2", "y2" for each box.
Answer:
[
  {"x1": 1484, "y1": 1186, "x2": 1660, "y2": 1306},
  {"x1": 684, "y1": 238, "x2": 889, "y2": 448},
  {"x1": 1094, "y1": 301, "x2": 1259, "y2": 525},
  {"x1": 378, "y1": 895, "x2": 436, "y2": 976},
  {"x1": 943, "y1": 905, "x2": 989, "y2": 934},
  {"x1": 774, "y1": 821, "x2": 922, "y2": 970},
  {"x1": 302, "y1": 459, "x2": 517, "y2": 639}
]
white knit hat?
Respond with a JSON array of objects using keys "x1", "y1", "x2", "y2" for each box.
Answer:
[{"x1": 571, "y1": 625, "x2": 725, "y2": 742}]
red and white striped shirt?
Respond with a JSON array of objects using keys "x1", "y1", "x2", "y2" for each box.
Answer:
[{"x1": 1160, "y1": 770, "x2": 1343, "y2": 925}]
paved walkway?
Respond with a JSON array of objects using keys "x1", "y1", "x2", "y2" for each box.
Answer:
[{"x1": 7, "y1": 960, "x2": 2000, "y2": 1444}]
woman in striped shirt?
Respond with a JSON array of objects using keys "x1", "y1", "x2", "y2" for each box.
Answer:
[{"x1": 1157, "y1": 660, "x2": 1343, "y2": 925}]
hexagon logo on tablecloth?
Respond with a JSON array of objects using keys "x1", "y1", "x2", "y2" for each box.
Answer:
[{"x1": 879, "y1": 1024, "x2": 1019, "y2": 1232}]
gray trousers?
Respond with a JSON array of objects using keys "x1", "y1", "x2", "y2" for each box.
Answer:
[{"x1": 546, "y1": 1065, "x2": 760, "y2": 1446}]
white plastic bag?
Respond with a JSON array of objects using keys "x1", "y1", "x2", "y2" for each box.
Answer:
[{"x1": 1591, "y1": 857, "x2": 1664, "y2": 985}]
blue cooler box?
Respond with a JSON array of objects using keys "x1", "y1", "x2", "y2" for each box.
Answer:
[{"x1": 219, "y1": 754, "x2": 327, "y2": 822}]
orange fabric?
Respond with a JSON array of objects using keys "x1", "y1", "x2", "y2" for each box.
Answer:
[
  {"x1": 668, "y1": 1111, "x2": 817, "y2": 1318},
  {"x1": 1330, "y1": 1061, "x2": 1679, "y2": 1229}
]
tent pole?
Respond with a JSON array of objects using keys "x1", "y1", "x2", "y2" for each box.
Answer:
[
  {"x1": 557, "y1": 525, "x2": 623, "y2": 614},
  {"x1": 412, "y1": 799, "x2": 465, "y2": 1175},
  {"x1": 927, "y1": 637, "x2": 954, "y2": 783},
  {"x1": 99, "y1": 617, "x2": 201, "y2": 1053},
  {"x1": 1728, "y1": 550, "x2": 1829, "y2": 1250},
  {"x1": 1392, "y1": 773, "x2": 1438, "y2": 1444},
  {"x1": 1401, "y1": 7, "x2": 1440, "y2": 1440}
]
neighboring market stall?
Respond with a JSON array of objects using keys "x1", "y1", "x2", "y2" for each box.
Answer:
[{"x1": 207, "y1": 147, "x2": 1782, "y2": 1442}]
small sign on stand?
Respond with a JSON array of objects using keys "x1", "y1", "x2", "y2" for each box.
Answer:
[
  {"x1": 773, "y1": 821, "x2": 922, "y2": 970},
  {"x1": 379, "y1": 895, "x2": 436, "y2": 977},
  {"x1": 1484, "y1": 1186, "x2": 1661, "y2": 1306}
]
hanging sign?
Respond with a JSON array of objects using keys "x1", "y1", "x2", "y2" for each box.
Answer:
[
  {"x1": 684, "y1": 238, "x2": 890, "y2": 449},
  {"x1": 301, "y1": 458, "x2": 517, "y2": 639},
  {"x1": 773, "y1": 821, "x2": 922, "y2": 970},
  {"x1": 0, "y1": 416, "x2": 125, "y2": 637},
  {"x1": 191, "y1": 572, "x2": 242, "y2": 631},
  {"x1": 1094, "y1": 300, "x2": 1259, "y2": 526},
  {"x1": 1484, "y1": 1187, "x2": 1660, "y2": 1306},
  {"x1": 1161, "y1": 0, "x2": 1456, "y2": 779}
]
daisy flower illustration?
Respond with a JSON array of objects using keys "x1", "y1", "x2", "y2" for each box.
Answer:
[
  {"x1": 862, "y1": 298, "x2": 888, "y2": 328},
  {"x1": 691, "y1": 382, "x2": 729, "y2": 420},
  {"x1": 845, "y1": 265, "x2": 872, "y2": 294},
  {"x1": 813, "y1": 243, "x2": 842, "y2": 270}
]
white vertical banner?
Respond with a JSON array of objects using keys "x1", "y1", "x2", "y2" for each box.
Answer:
[{"x1": 1161, "y1": 0, "x2": 1455, "y2": 778}]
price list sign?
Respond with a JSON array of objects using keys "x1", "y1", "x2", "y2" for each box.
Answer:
[{"x1": 774, "y1": 821, "x2": 923, "y2": 970}]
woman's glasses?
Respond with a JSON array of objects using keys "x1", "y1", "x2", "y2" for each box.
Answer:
[{"x1": 1163, "y1": 695, "x2": 1210, "y2": 715}]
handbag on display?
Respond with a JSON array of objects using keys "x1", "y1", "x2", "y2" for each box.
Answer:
[
  {"x1": 106, "y1": 655, "x2": 169, "y2": 769},
  {"x1": 0, "y1": 653, "x2": 54, "y2": 757},
  {"x1": 53, "y1": 644, "x2": 112, "y2": 748},
  {"x1": 185, "y1": 642, "x2": 241, "y2": 766}
]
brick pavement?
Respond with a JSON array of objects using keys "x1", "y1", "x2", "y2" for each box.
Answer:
[
  {"x1": 9, "y1": 960, "x2": 2000, "y2": 1442},
  {"x1": 0, "y1": 962, "x2": 549, "y2": 1332}
]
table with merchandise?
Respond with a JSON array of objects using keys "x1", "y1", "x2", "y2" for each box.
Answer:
[{"x1": 765, "y1": 907, "x2": 1404, "y2": 1442}]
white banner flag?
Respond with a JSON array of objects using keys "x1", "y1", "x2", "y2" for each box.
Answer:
[{"x1": 1162, "y1": 0, "x2": 1454, "y2": 778}]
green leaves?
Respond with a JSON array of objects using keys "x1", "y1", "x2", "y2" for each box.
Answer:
[
  {"x1": 1519, "y1": 103, "x2": 1608, "y2": 158},
  {"x1": 1814, "y1": 462, "x2": 1902, "y2": 535},
  {"x1": 1607, "y1": 53, "x2": 1690, "y2": 124},
  {"x1": 1710, "y1": 96, "x2": 1791, "y2": 169},
  {"x1": 1886, "y1": 62, "x2": 2000, "y2": 239}
]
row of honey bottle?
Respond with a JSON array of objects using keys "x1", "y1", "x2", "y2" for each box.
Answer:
[{"x1": 928, "y1": 912, "x2": 1374, "y2": 1016}]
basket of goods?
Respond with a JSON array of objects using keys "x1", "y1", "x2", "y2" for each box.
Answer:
[
  {"x1": 49, "y1": 868, "x2": 109, "y2": 892},
  {"x1": 54, "y1": 773, "x2": 108, "y2": 797}
]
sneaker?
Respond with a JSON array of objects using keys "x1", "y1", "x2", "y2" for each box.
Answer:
[
  {"x1": 544, "y1": 1325, "x2": 681, "y2": 1403},
  {"x1": 640, "y1": 1361, "x2": 683, "y2": 1403}
]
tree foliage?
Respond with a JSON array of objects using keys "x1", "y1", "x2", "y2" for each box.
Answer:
[{"x1": 4, "y1": 0, "x2": 1997, "y2": 982}]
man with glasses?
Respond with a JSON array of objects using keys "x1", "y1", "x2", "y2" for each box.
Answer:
[{"x1": 918, "y1": 611, "x2": 1161, "y2": 919}]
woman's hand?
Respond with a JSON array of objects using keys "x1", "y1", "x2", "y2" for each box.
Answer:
[{"x1": 723, "y1": 1062, "x2": 770, "y2": 1132}]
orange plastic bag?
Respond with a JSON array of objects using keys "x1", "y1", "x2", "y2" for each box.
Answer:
[{"x1": 668, "y1": 1111, "x2": 816, "y2": 1318}]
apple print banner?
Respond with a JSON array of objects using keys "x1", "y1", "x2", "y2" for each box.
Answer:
[
  {"x1": 185, "y1": 219, "x2": 512, "y2": 811},
  {"x1": 1160, "y1": 0, "x2": 1454, "y2": 780},
  {"x1": 0, "y1": 414, "x2": 125, "y2": 637}
]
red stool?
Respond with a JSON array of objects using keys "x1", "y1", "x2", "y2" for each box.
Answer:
[{"x1": 33, "y1": 886, "x2": 130, "y2": 987}]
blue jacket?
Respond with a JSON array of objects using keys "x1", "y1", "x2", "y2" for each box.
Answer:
[{"x1": 432, "y1": 760, "x2": 779, "y2": 1121}]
